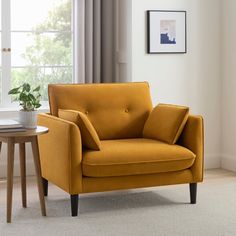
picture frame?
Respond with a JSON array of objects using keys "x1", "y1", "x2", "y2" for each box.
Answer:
[{"x1": 147, "y1": 10, "x2": 187, "y2": 54}]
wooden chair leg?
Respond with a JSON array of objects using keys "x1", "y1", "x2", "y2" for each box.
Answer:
[
  {"x1": 19, "y1": 143, "x2": 27, "y2": 208},
  {"x1": 42, "y1": 178, "x2": 48, "y2": 197},
  {"x1": 190, "y1": 183, "x2": 197, "y2": 204},
  {"x1": 7, "y1": 138, "x2": 15, "y2": 223},
  {"x1": 70, "y1": 194, "x2": 79, "y2": 217}
]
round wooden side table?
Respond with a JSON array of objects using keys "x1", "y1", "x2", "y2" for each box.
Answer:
[{"x1": 0, "y1": 126, "x2": 49, "y2": 223}]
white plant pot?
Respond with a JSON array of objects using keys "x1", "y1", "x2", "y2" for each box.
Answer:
[{"x1": 19, "y1": 110, "x2": 38, "y2": 129}]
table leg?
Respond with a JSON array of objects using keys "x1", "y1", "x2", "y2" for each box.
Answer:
[
  {"x1": 31, "y1": 136, "x2": 46, "y2": 216},
  {"x1": 19, "y1": 143, "x2": 27, "y2": 208},
  {"x1": 7, "y1": 138, "x2": 15, "y2": 223},
  {"x1": 0, "y1": 142, "x2": 2, "y2": 153}
]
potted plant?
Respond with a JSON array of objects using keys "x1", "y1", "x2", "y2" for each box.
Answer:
[{"x1": 8, "y1": 83, "x2": 41, "y2": 129}]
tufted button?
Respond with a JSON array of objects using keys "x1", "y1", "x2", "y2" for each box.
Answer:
[
  {"x1": 125, "y1": 108, "x2": 129, "y2": 113},
  {"x1": 85, "y1": 110, "x2": 89, "y2": 115}
]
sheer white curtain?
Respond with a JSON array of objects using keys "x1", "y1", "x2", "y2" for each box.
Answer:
[{"x1": 74, "y1": 0, "x2": 119, "y2": 83}]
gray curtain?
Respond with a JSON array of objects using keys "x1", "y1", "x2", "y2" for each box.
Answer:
[{"x1": 77, "y1": 0, "x2": 118, "y2": 83}]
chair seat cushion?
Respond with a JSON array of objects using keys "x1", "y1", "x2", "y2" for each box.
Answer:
[{"x1": 82, "y1": 138, "x2": 196, "y2": 177}]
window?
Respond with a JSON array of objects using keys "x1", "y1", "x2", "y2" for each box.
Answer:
[{"x1": 0, "y1": 0, "x2": 74, "y2": 107}]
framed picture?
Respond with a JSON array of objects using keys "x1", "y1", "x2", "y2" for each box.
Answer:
[{"x1": 147, "y1": 10, "x2": 186, "y2": 54}]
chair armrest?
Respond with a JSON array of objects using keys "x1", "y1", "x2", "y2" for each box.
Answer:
[
  {"x1": 38, "y1": 113, "x2": 82, "y2": 194},
  {"x1": 178, "y1": 115, "x2": 204, "y2": 182}
]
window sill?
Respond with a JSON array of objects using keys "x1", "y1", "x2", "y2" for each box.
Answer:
[{"x1": 0, "y1": 106, "x2": 49, "y2": 113}]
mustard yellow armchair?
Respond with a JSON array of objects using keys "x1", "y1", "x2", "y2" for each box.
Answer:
[{"x1": 38, "y1": 82, "x2": 204, "y2": 216}]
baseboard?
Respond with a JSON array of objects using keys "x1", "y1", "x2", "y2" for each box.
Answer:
[
  {"x1": 221, "y1": 154, "x2": 236, "y2": 172},
  {"x1": 204, "y1": 154, "x2": 221, "y2": 169}
]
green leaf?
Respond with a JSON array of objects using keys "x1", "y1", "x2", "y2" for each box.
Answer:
[
  {"x1": 33, "y1": 86, "x2": 40, "y2": 92},
  {"x1": 19, "y1": 93, "x2": 29, "y2": 102},
  {"x1": 28, "y1": 93, "x2": 36, "y2": 101},
  {"x1": 8, "y1": 87, "x2": 21, "y2": 95},
  {"x1": 23, "y1": 83, "x2": 30, "y2": 92},
  {"x1": 34, "y1": 103, "x2": 41, "y2": 109}
]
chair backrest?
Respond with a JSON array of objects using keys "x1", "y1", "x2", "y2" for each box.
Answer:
[{"x1": 48, "y1": 82, "x2": 153, "y2": 140}]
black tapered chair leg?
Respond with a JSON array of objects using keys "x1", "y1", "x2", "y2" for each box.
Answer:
[
  {"x1": 189, "y1": 183, "x2": 197, "y2": 204},
  {"x1": 42, "y1": 177, "x2": 48, "y2": 197},
  {"x1": 70, "y1": 194, "x2": 79, "y2": 216}
]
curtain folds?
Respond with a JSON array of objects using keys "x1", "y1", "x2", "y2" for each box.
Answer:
[{"x1": 77, "y1": 0, "x2": 117, "y2": 83}]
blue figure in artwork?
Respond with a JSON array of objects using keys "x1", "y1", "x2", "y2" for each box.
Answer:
[{"x1": 161, "y1": 33, "x2": 176, "y2": 44}]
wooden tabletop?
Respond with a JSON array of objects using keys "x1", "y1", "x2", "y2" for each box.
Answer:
[{"x1": 0, "y1": 126, "x2": 48, "y2": 137}]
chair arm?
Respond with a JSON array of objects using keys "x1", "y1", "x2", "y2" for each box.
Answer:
[
  {"x1": 178, "y1": 115, "x2": 204, "y2": 182},
  {"x1": 38, "y1": 113, "x2": 82, "y2": 194}
]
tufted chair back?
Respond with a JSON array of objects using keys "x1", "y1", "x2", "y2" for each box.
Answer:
[{"x1": 48, "y1": 82, "x2": 153, "y2": 140}]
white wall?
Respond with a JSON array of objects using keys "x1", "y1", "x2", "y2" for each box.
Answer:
[
  {"x1": 132, "y1": 0, "x2": 221, "y2": 168},
  {"x1": 221, "y1": 0, "x2": 236, "y2": 171}
]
